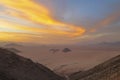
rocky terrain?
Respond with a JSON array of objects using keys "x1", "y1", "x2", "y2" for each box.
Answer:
[
  {"x1": 70, "y1": 55, "x2": 120, "y2": 80},
  {"x1": 0, "y1": 46, "x2": 119, "y2": 80},
  {"x1": 0, "y1": 48, "x2": 65, "y2": 80}
]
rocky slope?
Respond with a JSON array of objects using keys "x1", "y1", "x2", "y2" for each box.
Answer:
[
  {"x1": 0, "y1": 48, "x2": 65, "y2": 80},
  {"x1": 70, "y1": 55, "x2": 120, "y2": 80}
]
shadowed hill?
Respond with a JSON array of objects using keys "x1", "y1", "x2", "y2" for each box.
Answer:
[
  {"x1": 70, "y1": 55, "x2": 120, "y2": 80},
  {"x1": 0, "y1": 48, "x2": 65, "y2": 80}
]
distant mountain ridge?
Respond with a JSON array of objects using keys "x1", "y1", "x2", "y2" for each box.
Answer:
[
  {"x1": 70, "y1": 55, "x2": 120, "y2": 80},
  {"x1": 98, "y1": 41, "x2": 120, "y2": 46},
  {"x1": 0, "y1": 48, "x2": 65, "y2": 80},
  {"x1": 4, "y1": 43, "x2": 23, "y2": 47}
]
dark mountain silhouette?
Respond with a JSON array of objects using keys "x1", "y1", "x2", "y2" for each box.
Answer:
[
  {"x1": 0, "y1": 48, "x2": 65, "y2": 80},
  {"x1": 5, "y1": 43, "x2": 23, "y2": 47},
  {"x1": 49, "y1": 49, "x2": 60, "y2": 54},
  {"x1": 70, "y1": 55, "x2": 120, "y2": 80},
  {"x1": 62, "y1": 48, "x2": 71, "y2": 53},
  {"x1": 49, "y1": 48, "x2": 72, "y2": 54},
  {"x1": 98, "y1": 41, "x2": 120, "y2": 46},
  {"x1": 6, "y1": 48, "x2": 21, "y2": 53},
  {"x1": 92, "y1": 41, "x2": 120, "y2": 49}
]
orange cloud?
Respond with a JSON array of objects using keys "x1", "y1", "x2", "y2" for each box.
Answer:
[
  {"x1": 0, "y1": 19, "x2": 85, "y2": 37},
  {"x1": 0, "y1": 32, "x2": 30, "y2": 42},
  {"x1": 90, "y1": 11, "x2": 120, "y2": 32},
  {"x1": 0, "y1": 31, "x2": 78, "y2": 44},
  {"x1": 0, "y1": 0, "x2": 85, "y2": 37}
]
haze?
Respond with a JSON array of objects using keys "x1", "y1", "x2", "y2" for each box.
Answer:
[{"x1": 0, "y1": 0, "x2": 120, "y2": 75}]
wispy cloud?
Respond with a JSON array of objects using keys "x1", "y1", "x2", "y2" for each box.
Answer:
[
  {"x1": 90, "y1": 11, "x2": 120, "y2": 32},
  {"x1": 0, "y1": 0, "x2": 85, "y2": 44},
  {"x1": 0, "y1": 0, "x2": 119, "y2": 44}
]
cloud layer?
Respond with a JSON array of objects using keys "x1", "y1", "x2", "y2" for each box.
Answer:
[
  {"x1": 0, "y1": 0, "x2": 119, "y2": 44},
  {"x1": 0, "y1": 0, "x2": 86, "y2": 44}
]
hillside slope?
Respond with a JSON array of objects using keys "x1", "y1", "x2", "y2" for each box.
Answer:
[
  {"x1": 0, "y1": 48, "x2": 65, "y2": 80},
  {"x1": 70, "y1": 55, "x2": 120, "y2": 80}
]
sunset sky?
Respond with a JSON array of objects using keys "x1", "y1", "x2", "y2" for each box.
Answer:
[{"x1": 0, "y1": 0, "x2": 120, "y2": 44}]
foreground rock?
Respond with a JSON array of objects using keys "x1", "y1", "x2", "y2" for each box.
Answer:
[
  {"x1": 0, "y1": 48, "x2": 65, "y2": 80},
  {"x1": 70, "y1": 55, "x2": 120, "y2": 80}
]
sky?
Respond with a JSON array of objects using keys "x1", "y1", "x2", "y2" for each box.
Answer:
[{"x1": 0, "y1": 0, "x2": 120, "y2": 44}]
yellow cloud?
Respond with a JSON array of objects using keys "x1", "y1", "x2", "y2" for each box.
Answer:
[
  {"x1": 0, "y1": 32, "x2": 29, "y2": 42},
  {"x1": 0, "y1": 0, "x2": 85, "y2": 37},
  {"x1": 0, "y1": 32, "x2": 77, "y2": 44}
]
